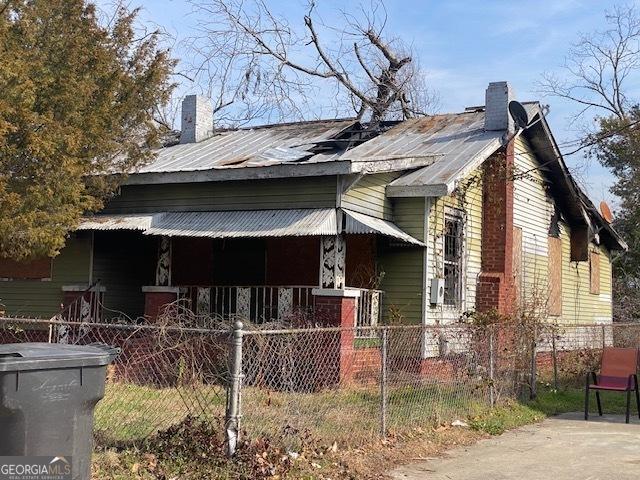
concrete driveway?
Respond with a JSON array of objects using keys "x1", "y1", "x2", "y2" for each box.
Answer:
[{"x1": 389, "y1": 412, "x2": 640, "y2": 480}]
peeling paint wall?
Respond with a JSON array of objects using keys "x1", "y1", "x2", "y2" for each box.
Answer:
[
  {"x1": 424, "y1": 169, "x2": 483, "y2": 324},
  {"x1": 513, "y1": 136, "x2": 613, "y2": 324}
]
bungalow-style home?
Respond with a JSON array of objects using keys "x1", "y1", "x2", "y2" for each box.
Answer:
[{"x1": 0, "y1": 82, "x2": 626, "y2": 335}]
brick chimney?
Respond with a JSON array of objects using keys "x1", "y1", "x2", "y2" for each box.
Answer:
[
  {"x1": 484, "y1": 81, "x2": 514, "y2": 133},
  {"x1": 180, "y1": 95, "x2": 213, "y2": 143}
]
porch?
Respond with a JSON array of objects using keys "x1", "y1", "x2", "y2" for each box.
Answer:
[{"x1": 71, "y1": 207, "x2": 423, "y2": 332}]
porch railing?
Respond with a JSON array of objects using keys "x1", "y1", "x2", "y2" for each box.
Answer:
[
  {"x1": 56, "y1": 282, "x2": 105, "y2": 324},
  {"x1": 354, "y1": 288, "x2": 383, "y2": 338},
  {"x1": 180, "y1": 285, "x2": 315, "y2": 324},
  {"x1": 180, "y1": 285, "x2": 383, "y2": 331}
]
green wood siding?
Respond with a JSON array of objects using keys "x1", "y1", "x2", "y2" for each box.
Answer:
[
  {"x1": 92, "y1": 231, "x2": 156, "y2": 319},
  {"x1": 0, "y1": 233, "x2": 91, "y2": 318},
  {"x1": 378, "y1": 197, "x2": 425, "y2": 324},
  {"x1": 105, "y1": 176, "x2": 338, "y2": 213},
  {"x1": 341, "y1": 172, "x2": 401, "y2": 220}
]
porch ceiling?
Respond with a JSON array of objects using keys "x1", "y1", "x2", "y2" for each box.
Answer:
[{"x1": 78, "y1": 208, "x2": 424, "y2": 245}]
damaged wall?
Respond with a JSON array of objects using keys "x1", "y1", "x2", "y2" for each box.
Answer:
[{"x1": 513, "y1": 135, "x2": 613, "y2": 324}]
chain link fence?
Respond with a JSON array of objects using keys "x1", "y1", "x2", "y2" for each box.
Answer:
[
  {"x1": 0, "y1": 318, "x2": 639, "y2": 453},
  {"x1": 0, "y1": 318, "x2": 230, "y2": 446}
]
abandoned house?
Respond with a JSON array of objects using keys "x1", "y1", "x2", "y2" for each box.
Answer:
[{"x1": 0, "y1": 82, "x2": 626, "y2": 335}]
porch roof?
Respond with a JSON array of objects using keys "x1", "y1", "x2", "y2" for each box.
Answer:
[{"x1": 78, "y1": 208, "x2": 425, "y2": 245}]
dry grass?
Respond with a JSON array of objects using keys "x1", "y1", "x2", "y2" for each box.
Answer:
[{"x1": 95, "y1": 379, "x2": 494, "y2": 449}]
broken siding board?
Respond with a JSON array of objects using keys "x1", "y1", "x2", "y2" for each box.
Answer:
[
  {"x1": 104, "y1": 176, "x2": 338, "y2": 214},
  {"x1": 0, "y1": 233, "x2": 92, "y2": 317},
  {"x1": 341, "y1": 172, "x2": 401, "y2": 220},
  {"x1": 378, "y1": 197, "x2": 425, "y2": 324}
]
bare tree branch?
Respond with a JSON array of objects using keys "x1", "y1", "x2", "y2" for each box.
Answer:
[
  {"x1": 538, "y1": 4, "x2": 640, "y2": 123},
  {"x1": 184, "y1": 0, "x2": 436, "y2": 126}
]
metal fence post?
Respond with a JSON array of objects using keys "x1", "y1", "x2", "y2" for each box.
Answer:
[
  {"x1": 380, "y1": 327, "x2": 388, "y2": 438},
  {"x1": 489, "y1": 325, "x2": 495, "y2": 407},
  {"x1": 226, "y1": 320, "x2": 244, "y2": 457}
]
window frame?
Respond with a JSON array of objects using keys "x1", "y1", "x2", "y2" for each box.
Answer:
[{"x1": 442, "y1": 208, "x2": 465, "y2": 308}]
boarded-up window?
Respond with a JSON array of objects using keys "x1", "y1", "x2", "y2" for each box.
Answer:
[
  {"x1": 0, "y1": 257, "x2": 52, "y2": 280},
  {"x1": 548, "y1": 237, "x2": 562, "y2": 316},
  {"x1": 590, "y1": 251, "x2": 600, "y2": 295}
]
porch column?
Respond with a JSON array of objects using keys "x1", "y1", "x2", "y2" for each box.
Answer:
[
  {"x1": 143, "y1": 236, "x2": 179, "y2": 321},
  {"x1": 313, "y1": 233, "x2": 357, "y2": 383},
  {"x1": 319, "y1": 234, "x2": 346, "y2": 289}
]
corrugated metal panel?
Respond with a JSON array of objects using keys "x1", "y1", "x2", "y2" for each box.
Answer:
[
  {"x1": 137, "y1": 119, "x2": 355, "y2": 174},
  {"x1": 145, "y1": 209, "x2": 337, "y2": 238},
  {"x1": 385, "y1": 104, "x2": 544, "y2": 196},
  {"x1": 80, "y1": 208, "x2": 424, "y2": 245},
  {"x1": 343, "y1": 209, "x2": 424, "y2": 246},
  {"x1": 348, "y1": 112, "x2": 503, "y2": 195},
  {"x1": 77, "y1": 214, "x2": 154, "y2": 231}
]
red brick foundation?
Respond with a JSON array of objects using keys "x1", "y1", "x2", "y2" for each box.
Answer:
[
  {"x1": 142, "y1": 287, "x2": 179, "y2": 321},
  {"x1": 352, "y1": 347, "x2": 381, "y2": 383}
]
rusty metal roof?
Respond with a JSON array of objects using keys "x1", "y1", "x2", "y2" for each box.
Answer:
[
  {"x1": 136, "y1": 119, "x2": 355, "y2": 174},
  {"x1": 127, "y1": 110, "x2": 519, "y2": 185},
  {"x1": 381, "y1": 111, "x2": 505, "y2": 196}
]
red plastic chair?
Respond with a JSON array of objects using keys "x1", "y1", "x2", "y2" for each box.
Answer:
[{"x1": 585, "y1": 347, "x2": 640, "y2": 423}]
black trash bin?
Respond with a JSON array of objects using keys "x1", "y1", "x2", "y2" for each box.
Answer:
[{"x1": 0, "y1": 343, "x2": 119, "y2": 480}]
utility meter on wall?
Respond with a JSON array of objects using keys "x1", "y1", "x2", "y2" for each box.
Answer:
[{"x1": 430, "y1": 278, "x2": 445, "y2": 305}]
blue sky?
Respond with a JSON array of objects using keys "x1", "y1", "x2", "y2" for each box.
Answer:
[{"x1": 118, "y1": 0, "x2": 633, "y2": 207}]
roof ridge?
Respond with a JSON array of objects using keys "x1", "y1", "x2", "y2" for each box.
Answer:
[{"x1": 236, "y1": 117, "x2": 357, "y2": 131}]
